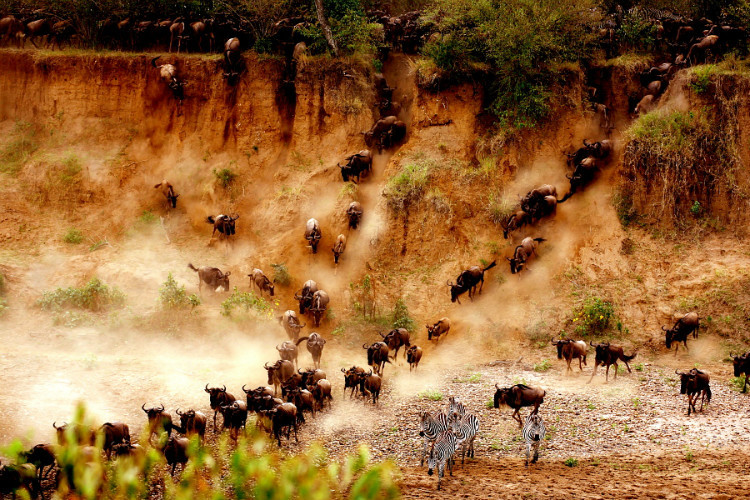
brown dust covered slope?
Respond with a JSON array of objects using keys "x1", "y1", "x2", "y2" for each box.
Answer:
[{"x1": 2, "y1": 50, "x2": 750, "y2": 497}]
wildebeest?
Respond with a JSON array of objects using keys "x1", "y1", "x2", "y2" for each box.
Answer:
[
  {"x1": 20, "y1": 444, "x2": 56, "y2": 481},
  {"x1": 634, "y1": 94, "x2": 655, "y2": 115},
  {"x1": 663, "y1": 312, "x2": 700, "y2": 357},
  {"x1": 141, "y1": 403, "x2": 173, "y2": 441},
  {"x1": 162, "y1": 436, "x2": 189, "y2": 476},
  {"x1": 285, "y1": 387, "x2": 316, "y2": 422},
  {"x1": 218, "y1": 401, "x2": 248, "y2": 441},
  {"x1": 502, "y1": 210, "x2": 532, "y2": 240},
  {"x1": 267, "y1": 402, "x2": 299, "y2": 446},
  {"x1": 279, "y1": 309, "x2": 306, "y2": 341},
  {"x1": 380, "y1": 328, "x2": 410, "y2": 359},
  {"x1": 347, "y1": 201, "x2": 363, "y2": 229},
  {"x1": 587, "y1": 342, "x2": 637, "y2": 383},
  {"x1": 550, "y1": 339, "x2": 588, "y2": 373},
  {"x1": 520, "y1": 185, "x2": 558, "y2": 220},
  {"x1": 174, "y1": 409, "x2": 207, "y2": 442},
  {"x1": 407, "y1": 345, "x2": 423, "y2": 371},
  {"x1": 151, "y1": 56, "x2": 185, "y2": 102},
  {"x1": 242, "y1": 385, "x2": 275, "y2": 412},
  {"x1": 566, "y1": 139, "x2": 613, "y2": 167},
  {"x1": 99, "y1": 422, "x2": 131, "y2": 459},
  {"x1": 206, "y1": 214, "x2": 239, "y2": 244},
  {"x1": 363, "y1": 341, "x2": 391, "y2": 375},
  {"x1": 309, "y1": 379, "x2": 333, "y2": 410},
  {"x1": 264, "y1": 360, "x2": 295, "y2": 395},
  {"x1": 493, "y1": 384, "x2": 546, "y2": 427},
  {"x1": 204, "y1": 385, "x2": 236, "y2": 431},
  {"x1": 277, "y1": 340, "x2": 300, "y2": 367},
  {"x1": 686, "y1": 34, "x2": 720, "y2": 65},
  {"x1": 298, "y1": 368, "x2": 327, "y2": 387},
  {"x1": 297, "y1": 332, "x2": 326, "y2": 369},
  {"x1": 508, "y1": 237, "x2": 545, "y2": 274},
  {"x1": 676, "y1": 368, "x2": 712, "y2": 415},
  {"x1": 447, "y1": 261, "x2": 497, "y2": 304},
  {"x1": 0, "y1": 16, "x2": 26, "y2": 48},
  {"x1": 358, "y1": 371, "x2": 382, "y2": 404},
  {"x1": 309, "y1": 290, "x2": 329, "y2": 327},
  {"x1": 364, "y1": 116, "x2": 406, "y2": 151},
  {"x1": 249, "y1": 268, "x2": 274, "y2": 297},
  {"x1": 560, "y1": 156, "x2": 598, "y2": 202},
  {"x1": 338, "y1": 150, "x2": 373, "y2": 183},
  {"x1": 305, "y1": 218, "x2": 322, "y2": 253},
  {"x1": 427, "y1": 317, "x2": 451, "y2": 341},
  {"x1": 0, "y1": 463, "x2": 37, "y2": 499},
  {"x1": 294, "y1": 280, "x2": 318, "y2": 315},
  {"x1": 223, "y1": 37, "x2": 242, "y2": 83},
  {"x1": 154, "y1": 180, "x2": 179, "y2": 209},
  {"x1": 188, "y1": 263, "x2": 230, "y2": 293},
  {"x1": 332, "y1": 234, "x2": 346, "y2": 264},
  {"x1": 168, "y1": 18, "x2": 189, "y2": 53},
  {"x1": 341, "y1": 366, "x2": 367, "y2": 398},
  {"x1": 25, "y1": 18, "x2": 50, "y2": 48},
  {"x1": 731, "y1": 352, "x2": 750, "y2": 392}
]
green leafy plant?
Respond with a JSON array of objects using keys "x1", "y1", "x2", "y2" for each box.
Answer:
[
  {"x1": 159, "y1": 273, "x2": 200, "y2": 310},
  {"x1": 0, "y1": 121, "x2": 38, "y2": 175},
  {"x1": 418, "y1": 389, "x2": 444, "y2": 401},
  {"x1": 729, "y1": 375, "x2": 746, "y2": 392},
  {"x1": 383, "y1": 158, "x2": 436, "y2": 211},
  {"x1": 221, "y1": 288, "x2": 272, "y2": 318},
  {"x1": 534, "y1": 359, "x2": 552, "y2": 372},
  {"x1": 564, "y1": 458, "x2": 579, "y2": 467},
  {"x1": 63, "y1": 228, "x2": 84, "y2": 244},
  {"x1": 138, "y1": 210, "x2": 157, "y2": 224},
  {"x1": 271, "y1": 263, "x2": 291, "y2": 286},
  {"x1": 690, "y1": 200, "x2": 702, "y2": 216},
  {"x1": 690, "y1": 65, "x2": 716, "y2": 94},
  {"x1": 391, "y1": 298, "x2": 416, "y2": 332},
  {"x1": 572, "y1": 297, "x2": 615, "y2": 337},
  {"x1": 37, "y1": 278, "x2": 125, "y2": 312},
  {"x1": 213, "y1": 167, "x2": 237, "y2": 189},
  {"x1": 454, "y1": 373, "x2": 482, "y2": 383}
]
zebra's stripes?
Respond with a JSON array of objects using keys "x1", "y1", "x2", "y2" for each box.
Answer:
[
  {"x1": 418, "y1": 411, "x2": 450, "y2": 466},
  {"x1": 426, "y1": 429, "x2": 457, "y2": 491},
  {"x1": 448, "y1": 396, "x2": 466, "y2": 423},
  {"x1": 522, "y1": 413, "x2": 546, "y2": 466},
  {"x1": 451, "y1": 413, "x2": 479, "y2": 464}
]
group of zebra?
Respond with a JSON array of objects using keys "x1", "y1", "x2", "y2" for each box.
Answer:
[{"x1": 418, "y1": 396, "x2": 546, "y2": 490}]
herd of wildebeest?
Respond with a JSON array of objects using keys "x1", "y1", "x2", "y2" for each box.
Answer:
[{"x1": 4, "y1": 4, "x2": 750, "y2": 496}]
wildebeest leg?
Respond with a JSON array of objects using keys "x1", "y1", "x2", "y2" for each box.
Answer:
[
  {"x1": 623, "y1": 360, "x2": 632, "y2": 373},
  {"x1": 743, "y1": 375, "x2": 748, "y2": 393},
  {"x1": 587, "y1": 362, "x2": 600, "y2": 384},
  {"x1": 479, "y1": 276, "x2": 485, "y2": 294},
  {"x1": 578, "y1": 357, "x2": 584, "y2": 371},
  {"x1": 605, "y1": 364, "x2": 610, "y2": 383},
  {"x1": 513, "y1": 409, "x2": 522, "y2": 427}
]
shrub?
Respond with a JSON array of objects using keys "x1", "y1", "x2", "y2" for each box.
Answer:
[
  {"x1": 391, "y1": 298, "x2": 416, "y2": 332},
  {"x1": 63, "y1": 228, "x2": 84, "y2": 244},
  {"x1": 616, "y1": 8, "x2": 657, "y2": 50},
  {"x1": 383, "y1": 158, "x2": 436, "y2": 211},
  {"x1": 730, "y1": 374, "x2": 746, "y2": 392},
  {"x1": 221, "y1": 287, "x2": 273, "y2": 318},
  {"x1": 159, "y1": 273, "x2": 200, "y2": 310},
  {"x1": 213, "y1": 168, "x2": 237, "y2": 189},
  {"x1": 1, "y1": 403, "x2": 399, "y2": 499},
  {"x1": 271, "y1": 263, "x2": 291, "y2": 286},
  {"x1": 564, "y1": 458, "x2": 579, "y2": 467},
  {"x1": 38, "y1": 278, "x2": 125, "y2": 312},
  {"x1": 690, "y1": 65, "x2": 716, "y2": 94},
  {"x1": 486, "y1": 190, "x2": 515, "y2": 225},
  {"x1": 0, "y1": 121, "x2": 38, "y2": 175},
  {"x1": 572, "y1": 297, "x2": 615, "y2": 337},
  {"x1": 418, "y1": 389, "x2": 444, "y2": 401},
  {"x1": 534, "y1": 359, "x2": 552, "y2": 372}
]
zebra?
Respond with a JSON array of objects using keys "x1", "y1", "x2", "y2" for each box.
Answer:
[
  {"x1": 447, "y1": 396, "x2": 466, "y2": 423},
  {"x1": 427, "y1": 429, "x2": 457, "y2": 491},
  {"x1": 418, "y1": 411, "x2": 450, "y2": 466},
  {"x1": 450, "y1": 412, "x2": 479, "y2": 465},
  {"x1": 522, "y1": 413, "x2": 546, "y2": 466}
]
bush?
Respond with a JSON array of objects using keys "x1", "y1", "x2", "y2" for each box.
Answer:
[
  {"x1": 63, "y1": 228, "x2": 84, "y2": 244},
  {"x1": 221, "y1": 287, "x2": 273, "y2": 318},
  {"x1": 572, "y1": 297, "x2": 615, "y2": 337},
  {"x1": 213, "y1": 168, "x2": 237, "y2": 189},
  {"x1": 0, "y1": 121, "x2": 38, "y2": 176},
  {"x1": 533, "y1": 359, "x2": 552, "y2": 372},
  {"x1": 564, "y1": 458, "x2": 579, "y2": 467},
  {"x1": 37, "y1": 277, "x2": 125, "y2": 312},
  {"x1": 690, "y1": 65, "x2": 716, "y2": 94},
  {"x1": 391, "y1": 298, "x2": 416, "y2": 332},
  {"x1": 271, "y1": 263, "x2": 292, "y2": 286},
  {"x1": 418, "y1": 389, "x2": 444, "y2": 401},
  {"x1": 730, "y1": 374, "x2": 746, "y2": 392},
  {"x1": 159, "y1": 273, "x2": 200, "y2": 310},
  {"x1": 616, "y1": 7, "x2": 657, "y2": 50},
  {"x1": 0, "y1": 403, "x2": 399, "y2": 499},
  {"x1": 383, "y1": 158, "x2": 436, "y2": 211}
]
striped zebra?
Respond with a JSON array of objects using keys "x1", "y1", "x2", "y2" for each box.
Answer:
[
  {"x1": 450, "y1": 412, "x2": 479, "y2": 464},
  {"x1": 427, "y1": 429, "x2": 457, "y2": 491},
  {"x1": 448, "y1": 396, "x2": 466, "y2": 422},
  {"x1": 418, "y1": 411, "x2": 450, "y2": 466},
  {"x1": 522, "y1": 413, "x2": 546, "y2": 466}
]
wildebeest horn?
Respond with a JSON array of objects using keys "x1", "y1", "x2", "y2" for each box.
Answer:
[
  {"x1": 276, "y1": 344, "x2": 282, "y2": 350},
  {"x1": 158, "y1": 404, "x2": 164, "y2": 412},
  {"x1": 583, "y1": 138, "x2": 591, "y2": 146},
  {"x1": 378, "y1": 332, "x2": 386, "y2": 338},
  {"x1": 675, "y1": 369, "x2": 682, "y2": 375},
  {"x1": 242, "y1": 384, "x2": 249, "y2": 393},
  {"x1": 662, "y1": 325, "x2": 668, "y2": 331},
  {"x1": 495, "y1": 383, "x2": 500, "y2": 390},
  {"x1": 368, "y1": 370, "x2": 373, "y2": 376},
  {"x1": 298, "y1": 368, "x2": 305, "y2": 374},
  {"x1": 151, "y1": 56, "x2": 161, "y2": 67},
  {"x1": 142, "y1": 403, "x2": 148, "y2": 412},
  {"x1": 176, "y1": 408, "x2": 183, "y2": 416},
  {"x1": 53, "y1": 422, "x2": 59, "y2": 429},
  {"x1": 363, "y1": 343, "x2": 370, "y2": 349},
  {"x1": 341, "y1": 368, "x2": 346, "y2": 373},
  {"x1": 205, "y1": 384, "x2": 210, "y2": 392},
  {"x1": 590, "y1": 341, "x2": 596, "y2": 347},
  {"x1": 294, "y1": 293, "x2": 301, "y2": 299},
  {"x1": 264, "y1": 362, "x2": 271, "y2": 369},
  {"x1": 446, "y1": 281, "x2": 453, "y2": 286}
]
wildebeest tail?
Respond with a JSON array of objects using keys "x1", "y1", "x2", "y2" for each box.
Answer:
[
  {"x1": 534, "y1": 238, "x2": 546, "y2": 243},
  {"x1": 622, "y1": 352, "x2": 637, "y2": 362},
  {"x1": 483, "y1": 260, "x2": 497, "y2": 272},
  {"x1": 151, "y1": 56, "x2": 161, "y2": 67},
  {"x1": 706, "y1": 385, "x2": 712, "y2": 403},
  {"x1": 188, "y1": 263, "x2": 198, "y2": 272},
  {"x1": 295, "y1": 336, "x2": 309, "y2": 346},
  {"x1": 206, "y1": 216, "x2": 216, "y2": 224}
]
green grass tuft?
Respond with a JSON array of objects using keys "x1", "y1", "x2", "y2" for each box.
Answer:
[
  {"x1": 63, "y1": 228, "x2": 84, "y2": 244},
  {"x1": 37, "y1": 277, "x2": 125, "y2": 312}
]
